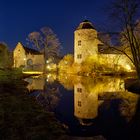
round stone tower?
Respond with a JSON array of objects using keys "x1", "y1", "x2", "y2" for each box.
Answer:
[{"x1": 74, "y1": 20, "x2": 100, "y2": 64}]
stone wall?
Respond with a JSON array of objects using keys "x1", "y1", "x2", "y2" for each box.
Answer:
[{"x1": 74, "y1": 29, "x2": 101, "y2": 64}]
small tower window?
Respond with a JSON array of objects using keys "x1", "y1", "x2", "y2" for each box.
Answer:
[
  {"x1": 77, "y1": 88, "x2": 82, "y2": 93},
  {"x1": 78, "y1": 101, "x2": 81, "y2": 107},
  {"x1": 78, "y1": 40, "x2": 81, "y2": 46},
  {"x1": 77, "y1": 54, "x2": 82, "y2": 59}
]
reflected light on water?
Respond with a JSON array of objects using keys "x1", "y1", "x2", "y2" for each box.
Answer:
[{"x1": 25, "y1": 74, "x2": 140, "y2": 128}]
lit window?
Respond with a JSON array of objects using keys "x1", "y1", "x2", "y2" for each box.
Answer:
[
  {"x1": 78, "y1": 40, "x2": 81, "y2": 46},
  {"x1": 77, "y1": 54, "x2": 82, "y2": 59},
  {"x1": 78, "y1": 101, "x2": 81, "y2": 107},
  {"x1": 77, "y1": 88, "x2": 82, "y2": 93}
]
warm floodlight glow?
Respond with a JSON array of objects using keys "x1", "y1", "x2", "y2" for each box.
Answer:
[
  {"x1": 65, "y1": 61, "x2": 68, "y2": 64},
  {"x1": 46, "y1": 60, "x2": 49, "y2": 64},
  {"x1": 47, "y1": 65, "x2": 50, "y2": 69},
  {"x1": 22, "y1": 71, "x2": 43, "y2": 74},
  {"x1": 125, "y1": 64, "x2": 131, "y2": 71},
  {"x1": 47, "y1": 74, "x2": 51, "y2": 78}
]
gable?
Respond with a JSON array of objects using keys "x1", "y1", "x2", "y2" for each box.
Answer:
[
  {"x1": 14, "y1": 42, "x2": 42, "y2": 55},
  {"x1": 14, "y1": 42, "x2": 25, "y2": 55}
]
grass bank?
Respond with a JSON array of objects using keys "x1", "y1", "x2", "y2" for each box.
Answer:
[{"x1": 0, "y1": 69, "x2": 66, "y2": 140}]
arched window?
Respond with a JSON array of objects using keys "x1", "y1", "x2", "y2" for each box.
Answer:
[{"x1": 27, "y1": 59, "x2": 33, "y2": 66}]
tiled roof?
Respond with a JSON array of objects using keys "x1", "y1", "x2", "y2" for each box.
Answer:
[
  {"x1": 24, "y1": 47, "x2": 42, "y2": 55},
  {"x1": 98, "y1": 44, "x2": 122, "y2": 54}
]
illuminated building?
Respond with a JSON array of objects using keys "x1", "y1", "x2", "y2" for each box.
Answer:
[
  {"x1": 13, "y1": 42, "x2": 45, "y2": 71},
  {"x1": 74, "y1": 20, "x2": 134, "y2": 71}
]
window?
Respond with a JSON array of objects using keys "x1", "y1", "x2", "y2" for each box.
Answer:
[
  {"x1": 77, "y1": 88, "x2": 82, "y2": 93},
  {"x1": 77, "y1": 54, "x2": 82, "y2": 59},
  {"x1": 27, "y1": 59, "x2": 33, "y2": 66},
  {"x1": 78, "y1": 101, "x2": 81, "y2": 107},
  {"x1": 78, "y1": 40, "x2": 81, "y2": 46}
]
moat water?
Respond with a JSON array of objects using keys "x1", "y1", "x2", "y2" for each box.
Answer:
[{"x1": 25, "y1": 73, "x2": 140, "y2": 140}]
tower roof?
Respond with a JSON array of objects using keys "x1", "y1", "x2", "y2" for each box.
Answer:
[{"x1": 76, "y1": 20, "x2": 95, "y2": 30}]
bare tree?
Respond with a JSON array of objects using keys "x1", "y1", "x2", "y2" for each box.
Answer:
[
  {"x1": 27, "y1": 27, "x2": 61, "y2": 61},
  {"x1": 105, "y1": 0, "x2": 140, "y2": 78}
]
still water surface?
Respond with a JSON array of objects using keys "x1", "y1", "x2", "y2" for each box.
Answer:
[{"x1": 25, "y1": 74, "x2": 140, "y2": 140}]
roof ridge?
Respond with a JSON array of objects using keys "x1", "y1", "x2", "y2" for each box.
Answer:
[{"x1": 23, "y1": 46, "x2": 42, "y2": 54}]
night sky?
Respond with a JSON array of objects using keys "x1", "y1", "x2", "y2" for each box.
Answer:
[{"x1": 0, "y1": 0, "x2": 113, "y2": 54}]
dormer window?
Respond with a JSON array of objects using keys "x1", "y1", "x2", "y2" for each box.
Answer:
[
  {"x1": 98, "y1": 44, "x2": 104, "y2": 53},
  {"x1": 100, "y1": 48, "x2": 104, "y2": 52},
  {"x1": 78, "y1": 40, "x2": 81, "y2": 46}
]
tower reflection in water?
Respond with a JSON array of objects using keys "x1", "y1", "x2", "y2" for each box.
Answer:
[{"x1": 74, "y1": 77, "x2": 125, "y2": 126}]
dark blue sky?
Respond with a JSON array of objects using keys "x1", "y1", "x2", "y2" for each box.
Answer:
[{"x1": 0, "y1": 0, "x2": 113, "y2": 54}]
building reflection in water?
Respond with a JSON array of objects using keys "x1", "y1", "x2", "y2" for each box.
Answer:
[
  {"x1": 25, "y1": 74, "x2": 60, "y2": 111},
  {"x1": 25, "y1": 77, "x2": 46, "y2": 91},
  {"x1": 25, "y1": 74, "x2": 57, "y2": 92},
  {"x1": 25, "y1": 74, "x2": 139, "y2": 127}
]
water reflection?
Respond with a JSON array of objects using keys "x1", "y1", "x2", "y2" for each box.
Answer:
[
  {"x1": 25, "y1": 74, "x2": 60, "y2": 111},
  {"x1": 25, "y1": 77, "x2": 45, "y2": 91},
  {"x1": 25, "y1": 74, "x2": 140, "y2": 138}
]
